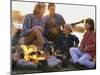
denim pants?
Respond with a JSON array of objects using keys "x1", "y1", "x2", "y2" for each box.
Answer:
[{"x1": 69, "y1": 47, "x2": 95, "y2": 68}]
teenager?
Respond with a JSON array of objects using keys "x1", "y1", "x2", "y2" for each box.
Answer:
[{"x1": 55, "y1": 24, "x2": 79, "y2": 54}]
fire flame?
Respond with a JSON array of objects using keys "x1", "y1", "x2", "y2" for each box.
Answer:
[{"x1": 20, "y1": 45, "x2": 47, "y2": 63}]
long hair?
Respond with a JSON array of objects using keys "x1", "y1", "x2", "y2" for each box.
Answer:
[
  {"x1": 33, "y1": 2, "x2": 46, "y2": 16},
  {"x1": 84, "y1": 18, "x2": 94, "y2": 31}
]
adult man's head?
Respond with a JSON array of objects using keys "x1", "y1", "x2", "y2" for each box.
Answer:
[{"x1": 48, "y1": 3, "x2": 56, "y2": 16}]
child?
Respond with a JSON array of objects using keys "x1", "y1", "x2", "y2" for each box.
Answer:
[
  {"x1": 69, "y1": 18, "x2": 96, "y2": 69},
  {"x1": 55, "y1": 24, "x2": 79, "y2": 59}
]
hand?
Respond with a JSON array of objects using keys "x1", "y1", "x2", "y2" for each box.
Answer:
[
  {"x1": 83, "y1": 47, "x2": 91, "y2": 52},
  {"x1": 79, "y1": 46, "x2": 83, "y2": 51}
]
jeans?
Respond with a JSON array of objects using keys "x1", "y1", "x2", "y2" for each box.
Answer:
[{"x1": 69, "y1": 47, "x2": 95, "y2": 68}]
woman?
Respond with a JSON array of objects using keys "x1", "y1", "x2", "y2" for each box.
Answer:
[
  {"x1": 21, "y1": 3, "x2": 47, "y2": 49},
  {"x1": 69, "y1": 18, "x2": 96, "y2": 69}
]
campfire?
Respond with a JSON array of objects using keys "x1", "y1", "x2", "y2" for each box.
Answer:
[{"x1": 20, "y1": 45, "x2": 47, "y2": 64}]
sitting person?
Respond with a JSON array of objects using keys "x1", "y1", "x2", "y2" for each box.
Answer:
[
  {"x1": 69, "y1": 18, "x2": 96, "y2": 69},
  {"x1": 44, "y1": 18, "x2": 62, "y2": 42},
  {"x1": 20, "y1": 3, "x2": 49, "y2": 50},
  {"x1": 55, "y1": 24, "x2": 79, "y2": 60},
  {"x1": 43, "y1": 3, "x2": 66, "y2": 42}
]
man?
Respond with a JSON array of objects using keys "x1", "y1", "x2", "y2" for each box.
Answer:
[{"x1": 43, "y1": 3, "x2": 66, "y2": 42}]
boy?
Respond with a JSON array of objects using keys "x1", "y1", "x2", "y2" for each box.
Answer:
[{"x1": 55, "y1": 24, "x2": 79, "y2": 60}]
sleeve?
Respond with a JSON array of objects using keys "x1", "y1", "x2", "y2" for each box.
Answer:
[
  {"x1": 21, "y1": 15, "x2": 32, "y2": 36},
  {"x1": 59, "y1": 15, "x2": 66, "y2": 27},
  {"x1": 84, "y1": 32, "x2": 96, "y2": 51}
]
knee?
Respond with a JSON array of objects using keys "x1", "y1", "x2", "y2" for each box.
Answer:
[
  {"x1": 32, "y1": 29, "x2": 41, "y2": 35},
  {"x1": 34, "y1": 29, "x2": 40, "y2": 32},
  {"x1": 78, "y1": 57, "x2": 85, "y2": 65},
  {"x1": 69, "y1": 47, "x2": 75, "y2": 53}
]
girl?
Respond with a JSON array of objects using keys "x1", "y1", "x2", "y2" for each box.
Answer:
[{"x1": 69, "y1": 18, "x2": 96, "y2": 69}]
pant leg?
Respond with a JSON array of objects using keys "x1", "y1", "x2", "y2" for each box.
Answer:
[
  {"x1": 79, "y1": 53, "x2": 95, "y2": 68},
  {"x1": 69, "y1": 47, "x2": 83, "y2": 63}
]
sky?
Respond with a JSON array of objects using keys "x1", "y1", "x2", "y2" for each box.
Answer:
[{"x1": 12, "y1": 1, "x2": 95, "y2": 23}]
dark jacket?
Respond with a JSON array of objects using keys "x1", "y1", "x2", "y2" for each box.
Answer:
[{"x1": 55, "y1": 33, "x2": 79, "y2": 52}]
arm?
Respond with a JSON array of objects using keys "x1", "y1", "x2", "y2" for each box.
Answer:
[
  {"x1": 84, "y1": 44, "x2": 96, "y2": 51},
  {"x1": 71, "y1": 19, "x2": 84, "y2": 27},
  {"x1": 84, "y1": 32, "x2": 96, "y2": 51},
  {"x1": 60, "y1": 16, "x2": 66, "y2": 28},
  {"x1": 57, "y1": 14, "x2": 66, "y2": 29},
  {"x1": 21, "y1": 15, "x2": 32, "y2": 36}
]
